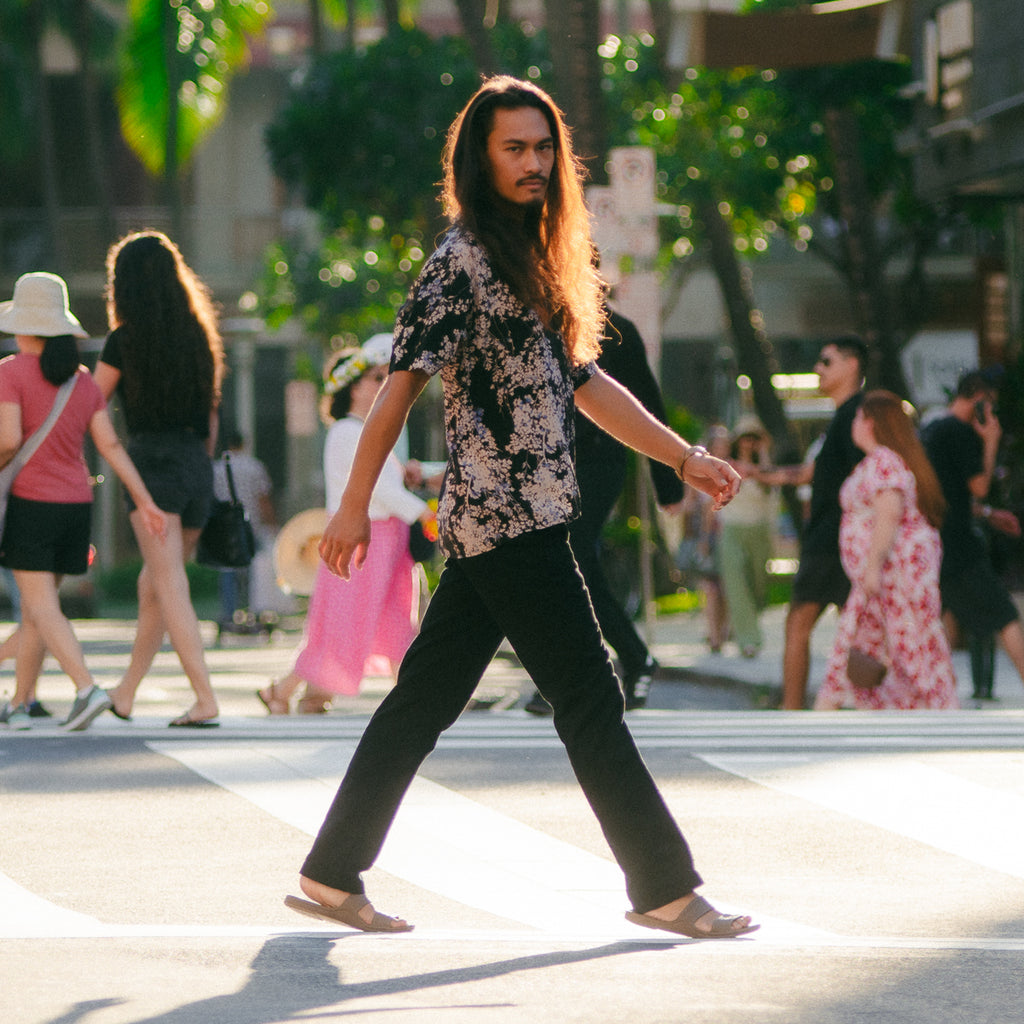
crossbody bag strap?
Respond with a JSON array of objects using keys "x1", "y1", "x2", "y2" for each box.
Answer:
[
  {"x1": 223, "y1": 450, "x2": 241, "y2": 505},
  {"x1": 8, "y1": 373, "x2": 79, "y2": 476}
]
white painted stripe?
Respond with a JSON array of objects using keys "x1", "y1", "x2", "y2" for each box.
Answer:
[
  {"x1": 149, "y1": 740, "x2": 643, "y2": 935},
  {"x1": 699, "y1": 753, "x2": 1024, "y2": 880}
]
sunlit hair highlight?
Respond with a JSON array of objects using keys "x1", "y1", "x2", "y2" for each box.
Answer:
[
  {"x1": 861, "y1": 389, "x2": 946, "y2": 528},
  {"x1": 105, "y1": 231, "x2": 224, "y2": 432},
  {"x1": 441, "y1": 75, "x2": 603, "y2": 365}
]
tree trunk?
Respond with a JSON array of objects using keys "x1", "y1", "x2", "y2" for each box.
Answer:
[
  {"x1": 308, "y1": 0, "x2": 323, "y2": 54},
  {"x1": 700, "y1": 195, "x2": 800, "y2": 460},
  {"x1": 161, "y1": 1, "x2": 185, "y2": 245},
  {"x1": 453, "y1": 0, "x2": 498, "y2": 74},
  {"x1": 824, "y1": 105, "x2": 909, "y2": 396},
  {"x1": 380, "y1": 0, "x2": 400, "y2": 31},
  {"x1": 73, "y1": 0, "x2": 118, "y2": 252},
  {"x1": 26, "y1": 0, "x2": 64, "y2": 272},
  {"x1": 545, "y1": 0, "x2": 607, "y2": 184}
]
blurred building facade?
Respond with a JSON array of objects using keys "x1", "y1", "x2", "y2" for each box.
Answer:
[{"x1": 1, "y1": 0, "x2": 1020, "y2": 573}]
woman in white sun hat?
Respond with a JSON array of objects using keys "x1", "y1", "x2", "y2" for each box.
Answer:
[
  {"x1": 0, "y1": 272, "x2": 166, "y2": 731},
  {"x1": 258, "y1": 334, "x2": 434, "y2": 714}
]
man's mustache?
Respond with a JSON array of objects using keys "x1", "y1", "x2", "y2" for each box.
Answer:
[{"x1": 517, "y1": 175, "x2": 548, "y2": 186}]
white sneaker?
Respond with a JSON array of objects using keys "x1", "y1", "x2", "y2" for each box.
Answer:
[
  {"x1": 5, "y1": 704, "x2": 31, "y2": 730},
  {"x1": 62, "y1": 686, "x2": 113, "y2": 732}
]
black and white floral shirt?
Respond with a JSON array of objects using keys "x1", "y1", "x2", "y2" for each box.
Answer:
[{"x1": 391, "y1": 226, "x2": 596, "y2": 558}]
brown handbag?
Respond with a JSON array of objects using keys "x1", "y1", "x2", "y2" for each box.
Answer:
[{"x1": 846, "y1": 646, "x2": 887, "y2": 689}]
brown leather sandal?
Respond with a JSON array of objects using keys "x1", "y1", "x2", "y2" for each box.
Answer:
[
  {"x1": 297, "y1": 689, "x2": 333, "y2": 714},
  {"x1": 257, "y1": 683, "x2": 290, "y2": 715}
]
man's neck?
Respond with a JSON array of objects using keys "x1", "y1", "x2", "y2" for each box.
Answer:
[{"x1": 829, "y1": 382, "x2": 860, "y2": 408}]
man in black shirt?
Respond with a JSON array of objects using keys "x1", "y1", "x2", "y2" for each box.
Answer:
[
  {"x1": 757, "y1": 336, "x2": 866, "y2": 709},
  {"x1": 922, "y1": 371, "x2": 1024, "y2": 693}
]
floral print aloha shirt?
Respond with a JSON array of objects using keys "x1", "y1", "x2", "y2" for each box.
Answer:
[{"x1": 391, "y1": 226, "x2": 596, "y2": 559}]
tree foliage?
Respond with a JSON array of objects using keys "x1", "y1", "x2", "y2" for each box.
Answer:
[
  {"x1": 118, "y1": 0, "x2": 272, "y2": 177},
  {"x1": 260, "y1": 21, "x2": 550, "y2": 345}
]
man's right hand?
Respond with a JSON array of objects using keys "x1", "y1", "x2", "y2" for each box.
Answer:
[{"x1": 319, "y1": 500, "x2": 372, "y2": 580}]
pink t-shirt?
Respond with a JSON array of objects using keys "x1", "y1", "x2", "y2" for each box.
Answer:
[{"x1": 0, "y1": 353, "x2": 106, "y2": 503}]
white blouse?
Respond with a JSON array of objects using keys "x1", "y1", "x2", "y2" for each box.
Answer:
[{"x1": 323, "y1": 415, "x2": 428, "y2": 523}]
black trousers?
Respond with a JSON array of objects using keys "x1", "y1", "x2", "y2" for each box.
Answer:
[
  {"x1": 571, "y1": 449, "x2": 651, "y2": 676},
  {"x1": 302, "y1": 525, "x2": 702, "y2": 913}
]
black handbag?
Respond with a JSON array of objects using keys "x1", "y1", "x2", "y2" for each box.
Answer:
[
  {"x1": 197, "y1": 452, "x2": 257, "y2": 568},
  {"x1": 408, "y1": 518, "x2": 436, "y2": 563}
]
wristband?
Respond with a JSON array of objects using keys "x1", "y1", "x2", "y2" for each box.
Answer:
[{"x1": 677, "y1": 445, "x2": 708, "y2": 480}]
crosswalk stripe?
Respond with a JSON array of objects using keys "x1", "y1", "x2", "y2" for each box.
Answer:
[
  {"x1": 699, "y1": 752, "x2": 1024, "y2": 880},
  {"x1": 149, "y1": 740, "x2": 642, "y2": 935}
]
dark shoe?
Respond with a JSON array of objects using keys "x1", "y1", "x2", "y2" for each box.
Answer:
[
  {"x1": 624, "y1": 656, "x2": 657, "y2": 711},
  {"x1": 524, "y1": 691, "x2": 553, "y2": 716},
  {"x1": 27, "y1": 700, "x2": 53, "y2": 718}
]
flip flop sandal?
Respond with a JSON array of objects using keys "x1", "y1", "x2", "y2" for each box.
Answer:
[
  {"x1": 284, "y1": 893, "x2": 413, "y2": 933},
  {"x1": 168, "y1": 712, "x2": 220, "y2": 728},
  {"x1": 257, "y1": 686, "x2": 289, "y2": 715},
  {"x1": 626, "y1": 894, "x2": 759, "y2": 939}
]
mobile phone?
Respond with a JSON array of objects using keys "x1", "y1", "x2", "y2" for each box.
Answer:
[{"x1": 975, "y1": 401, "x2": 987, "y2": 425}]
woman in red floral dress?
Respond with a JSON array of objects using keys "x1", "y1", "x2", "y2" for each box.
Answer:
[{"x1": 815, "y1": 390, "x2": 958, "y2": 710}]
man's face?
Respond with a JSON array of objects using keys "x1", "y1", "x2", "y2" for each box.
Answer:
[
  {"x1": 485, "y1": 106, "x2": 555, "y2": 208},
  {"x1": 814, "y1": 344, "x2": 860, "y2": 398}
]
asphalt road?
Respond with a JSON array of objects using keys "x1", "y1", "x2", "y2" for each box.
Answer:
[{"x1": 4, "y1": 680, "x2": 1024, "y2": 1024}]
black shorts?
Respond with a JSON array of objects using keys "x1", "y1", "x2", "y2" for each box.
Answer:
[
  {"x1": 0, "y1": 496, "x2": 92, "y2": 574},
  {"x1": 941, "y1": 561, "x2": 1019, "y2": 636},
  {"x1": 790, "y1": 549, "x2": 852, "y2": 608},
  {"x1": 126, "y1": 431, "x2": 213, "y2": 529}
]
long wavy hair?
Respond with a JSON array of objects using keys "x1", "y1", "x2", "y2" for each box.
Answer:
[
  {"x1": 104, "y1": 231, "x2": 224, "y2": 430},
  {"x1": 441, "y1": 76, "x2": 603, "y2": 365},
  {"x1": 861, "y1": 390, "x2": 946, "y2": 528}
]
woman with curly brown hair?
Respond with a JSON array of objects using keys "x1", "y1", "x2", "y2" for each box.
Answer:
[
  {"x1": 94, "y1": 231, "x2": 226, "y2": 727},
  {"x1": 815, "y1": 390, "x2": 957, "y2": 710}
]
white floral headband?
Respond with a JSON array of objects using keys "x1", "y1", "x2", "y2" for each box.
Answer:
[{"x1": 323, "y1": 334, "x2": 392, "y2": 395}]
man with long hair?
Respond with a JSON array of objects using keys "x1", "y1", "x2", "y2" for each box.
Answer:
[{"x1": 286, "y1": 77, "x2": 757, "y2": 940}]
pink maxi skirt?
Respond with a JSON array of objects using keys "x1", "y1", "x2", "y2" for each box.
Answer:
[{"x1": 294, "y1": 517, "x2": 419, "y2": 696}]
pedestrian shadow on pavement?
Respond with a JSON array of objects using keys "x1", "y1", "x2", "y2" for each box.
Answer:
[{"x1": 48, "y1": 933, "x2": 676, "y2": 1024}]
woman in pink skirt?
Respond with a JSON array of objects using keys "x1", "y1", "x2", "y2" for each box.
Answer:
[
  {"x1": 259, "y1": 335, "x2": 433, "y2": 713},
  {"x1": 815, "y1": 390, "x2": 958, "y2": 710}
]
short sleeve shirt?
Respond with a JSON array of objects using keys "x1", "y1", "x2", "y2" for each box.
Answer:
[
  {"x1": 921, "y1": 413, "x2": 983, "y2": 572},
  {"x1": 391, "y1": 226, "x2": 596, "y2": 558},
  {"x1": 0, "y1": 354, "x2": 105, "y2": 503},
  {"x1": 801, "y1": 391, "x2": 864, "y2": 559}
]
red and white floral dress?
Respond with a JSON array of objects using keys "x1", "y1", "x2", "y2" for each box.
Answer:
[{"x1": 815, "y1": 445, "x2": 958, "y2": 710}]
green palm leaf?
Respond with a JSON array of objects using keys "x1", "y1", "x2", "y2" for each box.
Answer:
[{"x1": 117, "y1": 0, "x2": 272, "y2": 176}]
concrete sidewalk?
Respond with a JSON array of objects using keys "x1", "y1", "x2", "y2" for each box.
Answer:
[
  {"x1": 645, "y1": 602, "x2": 1024, "y2": 710},
  {"x1": 5, "y1": 602, "x2": 1023, "y2": 729}
]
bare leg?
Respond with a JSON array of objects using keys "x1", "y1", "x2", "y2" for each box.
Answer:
[
  {"x1": 0, "y1": 626, "x2": 21, "y2": 665},
  {"x1": 998, "y1": 619, "x2": 1024, "y2": 687},
  {"x1": 782, "y1": 600, "x2": 824, "y2": 710},
  {"x1": 125, "y1": 513, "x2": 218, "y2": 720},
  {"x1": 108, "y1": 561, "x2": 167, "y2": 717},
  {"x1": 11, "y1": 621, "x2": 45, "y2": 707},
  {"x1": 13, "y1": 572, "x2": 95, "y2": 696}
]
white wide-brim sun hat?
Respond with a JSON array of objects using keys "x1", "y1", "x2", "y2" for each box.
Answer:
[
  {"x1": 0, "y1": 272, "x2": 88, "y2": 339},
  {"x1": 361, "y1": 332, "x2": 393, "y2": 366}
]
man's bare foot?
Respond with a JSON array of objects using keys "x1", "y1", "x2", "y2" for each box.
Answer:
[
  {"x1": 637, "y1": 892, "x2": 756, "y2": 937},
  {"x1": 299, "y1": 875, "x2": 410, "y2": 931}
]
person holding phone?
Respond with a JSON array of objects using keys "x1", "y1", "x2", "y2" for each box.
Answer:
[{"x1": 921, "y1": 371, "x2": 1024, "y2": 694}]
